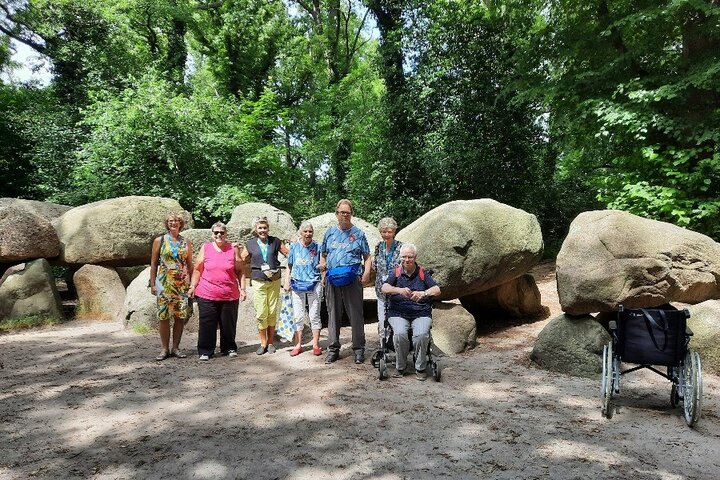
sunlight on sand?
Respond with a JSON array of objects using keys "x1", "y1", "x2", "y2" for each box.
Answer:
[{"x1": 535, "y1": 439, "x2": 632, "y2": 465}]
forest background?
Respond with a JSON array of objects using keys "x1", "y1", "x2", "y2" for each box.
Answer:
[{"x1": 1, "y1": 0, "x2": 719, "y2": 253}]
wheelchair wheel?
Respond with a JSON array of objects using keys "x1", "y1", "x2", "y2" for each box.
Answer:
[
  {"x1": 601, "y1": 342, "x2": 614, "y2": 419},
  {"x1": 670, "y1": 382, "x2": 680, "y2": 408},
  {"x1": 371, "y1": 350, "x2": 382, "y2": 369},
  {"x1": 378, "y1": 357, "x2": 388, "y2": 381},
  {"x1": 682, "y1": 349, "x2": 703, "y2": 427},
  {"x1": 431, "y1": 360, "x2": 441, "y2": 382}
]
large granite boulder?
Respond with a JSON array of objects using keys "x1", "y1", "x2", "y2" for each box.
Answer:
[
  {"x1": 0, "y1": 198, "x2": 72, "y2": 220},
  {"x1": 122, "y1": 266, "x2": 197, "y2": 333},
  {"x1": 0, "y1": 207, "x2": 60, "y2": 262},
  {"x1": 557, "y1": 210, "x2": 720, "y2": 315},
  {"x1": 226, "y1": 202, "x2": 297, "y2": 243},
  {"x1": 74, "y1": 265, "x2": 126, "y2": 321},
  {"x1": 53, "y1": 196, "x2": 193, "y2": 266},
  {"x1": 687, "y1": 300, "x2": 720, "y2": 375},
  {"x1": 460, "y1": 274, "x2": 546, "y2": 319},
  {"x1": 0, "y1": 259, "x2": 64, "y2": 322},
  {"x1": 396, "y1": 199, "x2": 543, "y2": 300},
  {"x1": 116, "y1": 266, "x2": 148, "y2": 288},
  {"x1": 305, "y1": 213, "x2": 382, "y2": 253},
  {"x1": 531, "y1": 314, "x2": 610, "y2": 378},
  {"x1": 182, "y1": 229, "x2": 249, "y2": 251},
  {"x1": 430, "y1": 302, "x2": 477, "y2": 354}
]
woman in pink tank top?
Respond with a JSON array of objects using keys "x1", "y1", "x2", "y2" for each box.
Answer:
[{"x1": 188, "y1": 222, "x2": 246, "y2": 360}]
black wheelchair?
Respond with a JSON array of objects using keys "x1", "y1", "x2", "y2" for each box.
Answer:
[
  {"x1": 374, "y1": 316, "x2": 441, "y2": 382},
  {"x1": 601, "y1": 304, "x2": 703, "y2": 426}
]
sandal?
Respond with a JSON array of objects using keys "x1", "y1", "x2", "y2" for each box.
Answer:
[
  {"x1": 155, "y1": 350, "x2": 170, "y2": 361},
  {"x1": 170, "y1": 349, "x2": 187, "y2": 359},
  {"x1": 290, "y1": 346, "x2": 303, "y2": 357}
]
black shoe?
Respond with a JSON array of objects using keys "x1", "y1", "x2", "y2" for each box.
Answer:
[
  {"x1": 355, "y1": 351, "x2": 365, "y2": 364},
  {"x1": 325, "y1": 352, "x2": 339, "y2": 364}
]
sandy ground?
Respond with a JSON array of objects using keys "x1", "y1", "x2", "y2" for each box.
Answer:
[{"x1": 1, "y1": 263, "x2": 719, "y2": 480}]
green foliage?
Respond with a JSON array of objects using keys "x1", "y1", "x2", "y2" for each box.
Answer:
[
  {"x1": 0, "y1": 315, "x2": 62, "y2": 332},
  {"x1": 190, "y1": 0, "x2": 289, "y2": 99},
  {"x1": 537, "y1": 0, "x2": 720, "y2": 239},
  {"x1": 4, "y1": 0, "x2": 718, "y2": 247},
  {"x1": 132, "y1": 323, "x2": 151, "y2": 334},
  {"x1": 72, "y1": 73, "x2": 300, "y2": 224},
  {"x1": 0, "y1": 84, "x2": 36, "y2": 197}
]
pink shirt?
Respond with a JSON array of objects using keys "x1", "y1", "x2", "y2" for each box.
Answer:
[{"x1": 195, "y1": 242, "x2": 240, "y2": 301}]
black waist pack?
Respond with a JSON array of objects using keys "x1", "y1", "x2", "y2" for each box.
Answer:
[{"x1": 618, "y1": 305, "x2": 688, "y2": 366}]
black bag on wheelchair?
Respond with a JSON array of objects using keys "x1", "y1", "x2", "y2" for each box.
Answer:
[{"x1": 617, "y1": 305, "x2": 688, "y2": 366}]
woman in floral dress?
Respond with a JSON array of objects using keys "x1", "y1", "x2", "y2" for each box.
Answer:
[{"x1": 149, "y1": 212, "x2": 193, "y2": 361}]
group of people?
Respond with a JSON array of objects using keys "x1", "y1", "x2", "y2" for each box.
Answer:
[{"x1": 148, "y1": 199, "x2": 440, "y2": 379}]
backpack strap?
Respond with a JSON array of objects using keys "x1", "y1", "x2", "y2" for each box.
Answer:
[{"x1": 394, "y1": 266, "x2": 425, "y2": 281}]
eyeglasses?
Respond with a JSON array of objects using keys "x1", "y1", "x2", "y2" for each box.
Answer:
[
  {"x1": 212, "y1": 231, "x2": 226, "y2": 236},
  {"x1": 401, "y1": 255, "x2": 416, "y2": 259},
  {"x1": 336, "y1": 211, "x2": 352, "y2": 216}
]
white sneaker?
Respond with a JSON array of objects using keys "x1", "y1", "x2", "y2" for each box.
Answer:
[
  {"x1": 228, "y1": 350, "x2": 238, "y2": 357},
  {"x1": 198, "y1": 354, "x2": 209, "y2": 361}
]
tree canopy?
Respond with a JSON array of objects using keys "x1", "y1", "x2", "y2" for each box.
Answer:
[{"x1": 1, "y1": 0, "x2": 718, "y2": 247}]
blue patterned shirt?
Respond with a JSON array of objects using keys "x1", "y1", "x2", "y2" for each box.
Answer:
[
  {"x1": 288, "y1": 240, "x2": 321, "y2": 282},
  {"x1": 320, "y1": 225, "x2": 370, "y2": 270}
]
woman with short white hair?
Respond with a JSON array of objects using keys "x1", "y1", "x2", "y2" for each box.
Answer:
[
  {"x1": 283, "y1": 221, "x2": 323, "y2": 356},
  {"x1": 372, "y1": 217, "x2": 403, "y2": 349}
]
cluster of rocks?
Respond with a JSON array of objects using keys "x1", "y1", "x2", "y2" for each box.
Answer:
[
  {"x1": 532, "y1": 210, "x2": 720, "y2": 376},
  {"x1": 1, "y1": 196, "x2": 547, "y2": 357}
]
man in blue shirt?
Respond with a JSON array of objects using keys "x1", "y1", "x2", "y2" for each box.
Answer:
[
  {"x1": 319, "y1": 199, "x2": 372, "y2": 364},
  {"x1": 381, "y1": 243, "x2": 441, "y2": 380}
]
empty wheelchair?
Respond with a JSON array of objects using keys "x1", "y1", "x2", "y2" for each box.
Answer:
[{"x1": 601, "y1": 304, "x2": 703, "y2": 427}]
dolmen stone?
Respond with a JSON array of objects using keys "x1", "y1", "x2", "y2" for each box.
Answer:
[
  {"x1": 182, "y1": 228, "x2": 249, "y2": 251},
  {"x1": 557, "y1": 210, "x2": 720, "y2": 315},
  {"x1": 0, "y1": 259, "x2": 64, "y2": 322},
  {"x1": 121, "y1": 267, "x2": 199, "y2": 333},
  {"x1": 53, "y1": 196, "x2": 193, "y2": 266},
  {"x1": 0, "y1": 206, "x2": 60, "y2": 262},
  {"x1": 396, "y1": 199, "x2": 543, "y2": 300},
  {"x1": 227, "y1": 202, "x2": 297, "y2": 243},
  {"x1": 460, "y1": 274, "x2": 546, "y2": 318},
  {"x1": 74, "y1": 265, "x2": 126, "y2": 321},
  {"x1": 0, "y1": 198, "x2": 72, "y2": 220},
  {"x1": 687, "y1": 300, "x2": 720, "y2": 376},
  {"x1": 303, "y1": 212, "x2": 382, "y2": 250},
  {"x1": 531, "y1": 313, "x2": 609, "y2": 378},
  {"x1": 430, "y1": 302, "x2": 477, "y2": 354}
]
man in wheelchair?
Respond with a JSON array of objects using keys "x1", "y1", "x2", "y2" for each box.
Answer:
[{"x1": 381, "y1": 243, "x2": 441, "y2": 380}]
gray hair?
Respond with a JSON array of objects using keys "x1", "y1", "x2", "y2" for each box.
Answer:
[
  {"x1": 377, "y1": 217, "x2": 397, "y2": 231},
  {"x1": 400, "y1": 243, "x2": 417, "y2": 256},
  {"x1": 251, "y1": 216, "x2": 269, "y2": 236},
  {"x1": 211, "y1": 221, "x2": 227, "y2": 232},
  {"x1": 297, "y1": 221, "x2": 314, "y2": 236}
]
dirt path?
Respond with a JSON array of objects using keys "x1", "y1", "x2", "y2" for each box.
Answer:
[{"x1": 1, "y1": 263, "x2": 719, "y2": 479}]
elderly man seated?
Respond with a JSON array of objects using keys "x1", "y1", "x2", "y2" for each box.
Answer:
[{"x1": 381, "y1": 243, "x2": 441, "y2": 380}]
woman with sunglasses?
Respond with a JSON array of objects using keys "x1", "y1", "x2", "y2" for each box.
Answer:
[
  {"x1": 240, "y1": 216, "x2": 290, "y2": 355},
  {"x1": 188, "y1": 222, "x2": 246, "y2": 361},
  {"x1": 149, "y1": 212, "x2": 193, "y2": 361}
]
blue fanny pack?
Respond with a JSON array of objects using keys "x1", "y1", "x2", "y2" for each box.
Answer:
[
  {"x1": 290, "y1": 279, "x2": 318, "y2": 293},
  {"x1": 326, "y1": 264, "x2": 360, "y2": 287}
]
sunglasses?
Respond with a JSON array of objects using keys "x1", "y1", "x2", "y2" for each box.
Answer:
[{"x1": 212, "y1": 231, "x2": 226, "y2": 236}]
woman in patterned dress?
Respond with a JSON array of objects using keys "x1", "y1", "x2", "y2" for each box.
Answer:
[
  {"x1": 149, "y1": 212, "x2": 193, "y2": 361},
  {"x1": 371, "y1": 217, "x2": 402, "y2": 365}
]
